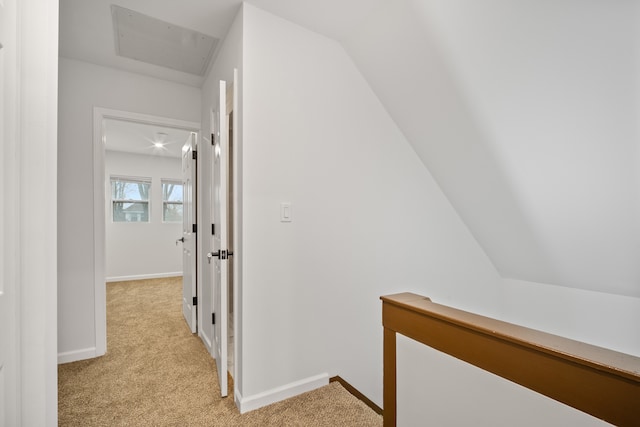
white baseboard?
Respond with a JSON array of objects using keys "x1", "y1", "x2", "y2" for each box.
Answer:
[
  {"x1": 235, "y1": 389, "x2": 243, "y2": 412},
  {"x1": 58, "y1": 347, "x2": 97, "y2": 364},
  {"x1": 106, "y1": 272, "x2": 183, "y2": 282},
  {"x1": 237, "y1": 373, "x2": 329, "y2": 414}
]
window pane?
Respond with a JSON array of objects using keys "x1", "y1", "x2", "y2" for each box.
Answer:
[
  {"x1": 111, "y1": 179, "x2": 150, "y2": 201},
  {"x1": 163, "y1": 203, "x2": 183, "y2": 222},
  {"x1": 113, "y1": 202, "x2": 149, "y2": 222},
  {"x1": 162, "y1": 180, "x2": 183, "y2": 222},
  {"x1": 162, "y1": 181, "x2": 183, "y2": 202}
]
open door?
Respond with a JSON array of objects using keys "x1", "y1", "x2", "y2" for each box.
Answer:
[
  {"x1": 181, "y1": 133, "x2": 197, "y2": 333},
  {"x1": 207, "y1": 80, "x2": 229, "y2": 397}
]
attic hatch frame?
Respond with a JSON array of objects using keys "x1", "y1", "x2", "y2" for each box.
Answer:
[{"x1": 111, "y1": 5, "x2": 219, "y2": 76}]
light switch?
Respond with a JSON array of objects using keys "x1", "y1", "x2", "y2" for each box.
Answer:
[{"x1": 280, "y1": 202, "x2": 292, "y2": 222}]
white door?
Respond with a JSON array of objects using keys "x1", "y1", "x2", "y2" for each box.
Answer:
[
  {"x1": 181, "y1": 133, "x2": 197, "y2": 333},
  {"x1": 0, "y1": 0, "x2": 17, "y2": 423},
  {"x1": 207, "y1": 80, "x2": 229, "y2": 397},
  {"x1": 198, "y1": 114, "x2": 216, "y2": 355}
]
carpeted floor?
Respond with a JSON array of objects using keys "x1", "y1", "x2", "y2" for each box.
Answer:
[{"x1": 58, "y1": 277, "x2": 382, "y2": 426}]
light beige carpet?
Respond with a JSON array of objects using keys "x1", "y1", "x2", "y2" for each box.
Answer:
[{"x1": 58, "y1": 277, "x2": 382, "y2": 426}]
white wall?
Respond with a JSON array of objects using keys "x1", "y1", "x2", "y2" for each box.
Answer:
[
  {"x1": 394, "y1": 278, "x2": 640, "y2": 426},
  {"x1": 500, "y1": 278, "x2": 640, "y2": 357},
  {"x1": 105, "y1": 150, "x2": 183, "y2": 280},
  {"x1": 239, "y1": 4, "x2": 502, "y2": 408},
  {"x1": 396, "y1": 335, "x2": 608, "y2": 427},
  {"x1": 58, "y1": 57, "x2": 200, "y2": 360},
  {"x1": 199, "y1": 2, "x2": 244, "y2": 389}
]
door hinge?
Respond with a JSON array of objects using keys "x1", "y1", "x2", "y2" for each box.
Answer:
[
  {"x1": 192, "y1": 296, "x2": 197, "y2": 306},
  {"x1": 192, "y1": 150, "x2": 197, "y2": 160},
  {"x1": 212, "y1": 313, "x2": 216, "y2": 325},
  {"x1": 192, "y1": 224, "x2": 197, "y2": 233},
  {"x1": 211, "y1": 133, "x2": 215, "y2": 145},
  {"x1": 212, "y1": 223, "x2": 215, "y2": 235}
]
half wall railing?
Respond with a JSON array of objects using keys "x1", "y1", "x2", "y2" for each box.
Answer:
[{"x1": 381, "y1": 292, "x2": 640, "y2": 426}]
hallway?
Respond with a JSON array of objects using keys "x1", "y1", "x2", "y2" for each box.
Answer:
[{"x1": 58, "y1": 277, "x2": 381, "y2": 426}]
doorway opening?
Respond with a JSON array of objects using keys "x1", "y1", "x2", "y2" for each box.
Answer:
[
  {"x1": 93, "y1": 108, "x2": 200, "y2": 356},
  {"x1": 103, "y1": 119, "x2": 190, "y2": 282}
]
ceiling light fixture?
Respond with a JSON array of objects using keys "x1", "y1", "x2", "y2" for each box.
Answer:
[{"x1": 152, "y1": 131, "x2": 168, "y2": 149}]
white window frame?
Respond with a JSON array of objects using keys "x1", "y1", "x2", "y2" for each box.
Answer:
[
  {"x1": 161, "y1": 179, "x2": 183, "y2": 223},
  {"x1": 110, "y1": 176, "x2": 152, "y2": 223}
]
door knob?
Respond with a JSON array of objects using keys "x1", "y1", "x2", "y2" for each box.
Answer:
[
  {"x1": 207, "y1": 251, "x2": 220, "y2": 264},
  {"x1": 207, "y1": 250, "x2": 232, "y2": 263},
  {"x1": 176, "y1": 237, "x2": 185, "y2": 246}
]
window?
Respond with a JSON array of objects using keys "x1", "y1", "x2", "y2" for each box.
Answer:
[
  {"x1": 162, "y1": 179, "x2": 183, "y2": 222},
  {"x1": 111, "y1": 177, "x2": 151, "y2": 222}
]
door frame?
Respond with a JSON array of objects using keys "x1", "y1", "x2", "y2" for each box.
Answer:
[{"x1": 92, "y1": 107, "x2": 200, "y2": 356}]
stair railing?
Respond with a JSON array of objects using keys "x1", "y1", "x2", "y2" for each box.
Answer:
[{"x1": 381, "y1": 292, "x2": 640, "y2": 427}]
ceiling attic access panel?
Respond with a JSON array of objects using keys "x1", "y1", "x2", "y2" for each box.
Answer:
[{"x1": 111, "y1": 5, "x2": 218, "y2": 76}]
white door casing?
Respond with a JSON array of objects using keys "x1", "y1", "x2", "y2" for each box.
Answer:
[
  {"x1": 0, "y1": 0, "x2": 7, "y2": 418},
  {"x1": 230, "y1": 67, "x2": 239, "y2": 395},
  {"x1": 1, "y1": 0, "x2": 18, "y2": 423},
  {"x1": 2, "y1": 0, "x2": 58, "y2": 422},
  {"x1": 229, "y1": 68, "x2": 239, "y2": 386},
  {"x1": 208, "y1": 80, "x2": 229, "y2": 397},
  {"x1": 182, "y1": 133, "x2": 198, "y2": 333}
]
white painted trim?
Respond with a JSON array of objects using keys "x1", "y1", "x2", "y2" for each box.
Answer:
[
  {"x1": 18, "y1": 0, "x2": 58, "y2": 423},
  {"x1": 235, "y1": 389, "x2": 243, "y2": 413},
  {"x1": 199, "y1": 330, "x2": 213, "y2": 354},
  {"x1": 106, "y1": 272, "x2": 183, "y2": 283},
  {"x1": 93, "y1": 110, "x2": 107, "y2": 358},
  {"x1": 57, "y1": 348, "x2": 97, "y2": 365},
  {"x1": 237, "y1": 373, "x2": 329, "y2": 414},
  {"x1": 93, "y1": 107, "x2": 200, "y2": 360},
  {"x1": 2, "y1": 0, "x2": 20, "y2": 425},
  {"x1": 231, "y1": 66, "x2": 241, "y2": 399}
]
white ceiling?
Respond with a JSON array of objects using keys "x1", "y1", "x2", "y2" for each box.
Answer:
[
  {"x1": 104, "y1": 119, "x2": 192, "y2": 158},
  {"x1": 59, "y1": 0, "x2": 384, "y2": 87}
]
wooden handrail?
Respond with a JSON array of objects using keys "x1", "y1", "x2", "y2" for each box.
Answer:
[{"x1": 381, "y1": 292, "x2": 640, "y2": 427}]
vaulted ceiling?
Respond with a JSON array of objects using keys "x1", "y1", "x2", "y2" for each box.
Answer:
[{"x1": 59, "y1": 0, "x2": 640, "y2": 298}]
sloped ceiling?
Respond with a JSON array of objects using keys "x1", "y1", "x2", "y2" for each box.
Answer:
[
  {"x1": 342, "y1": 0, "x2": 640, "y2": 298},
  {"x1": 59, "y1": 0, "x2": 640, "y2": 297}
]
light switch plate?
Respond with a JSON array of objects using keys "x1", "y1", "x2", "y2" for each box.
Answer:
[{"x1": 280, "y1": 202, "x2": 292, "y2": 222}]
